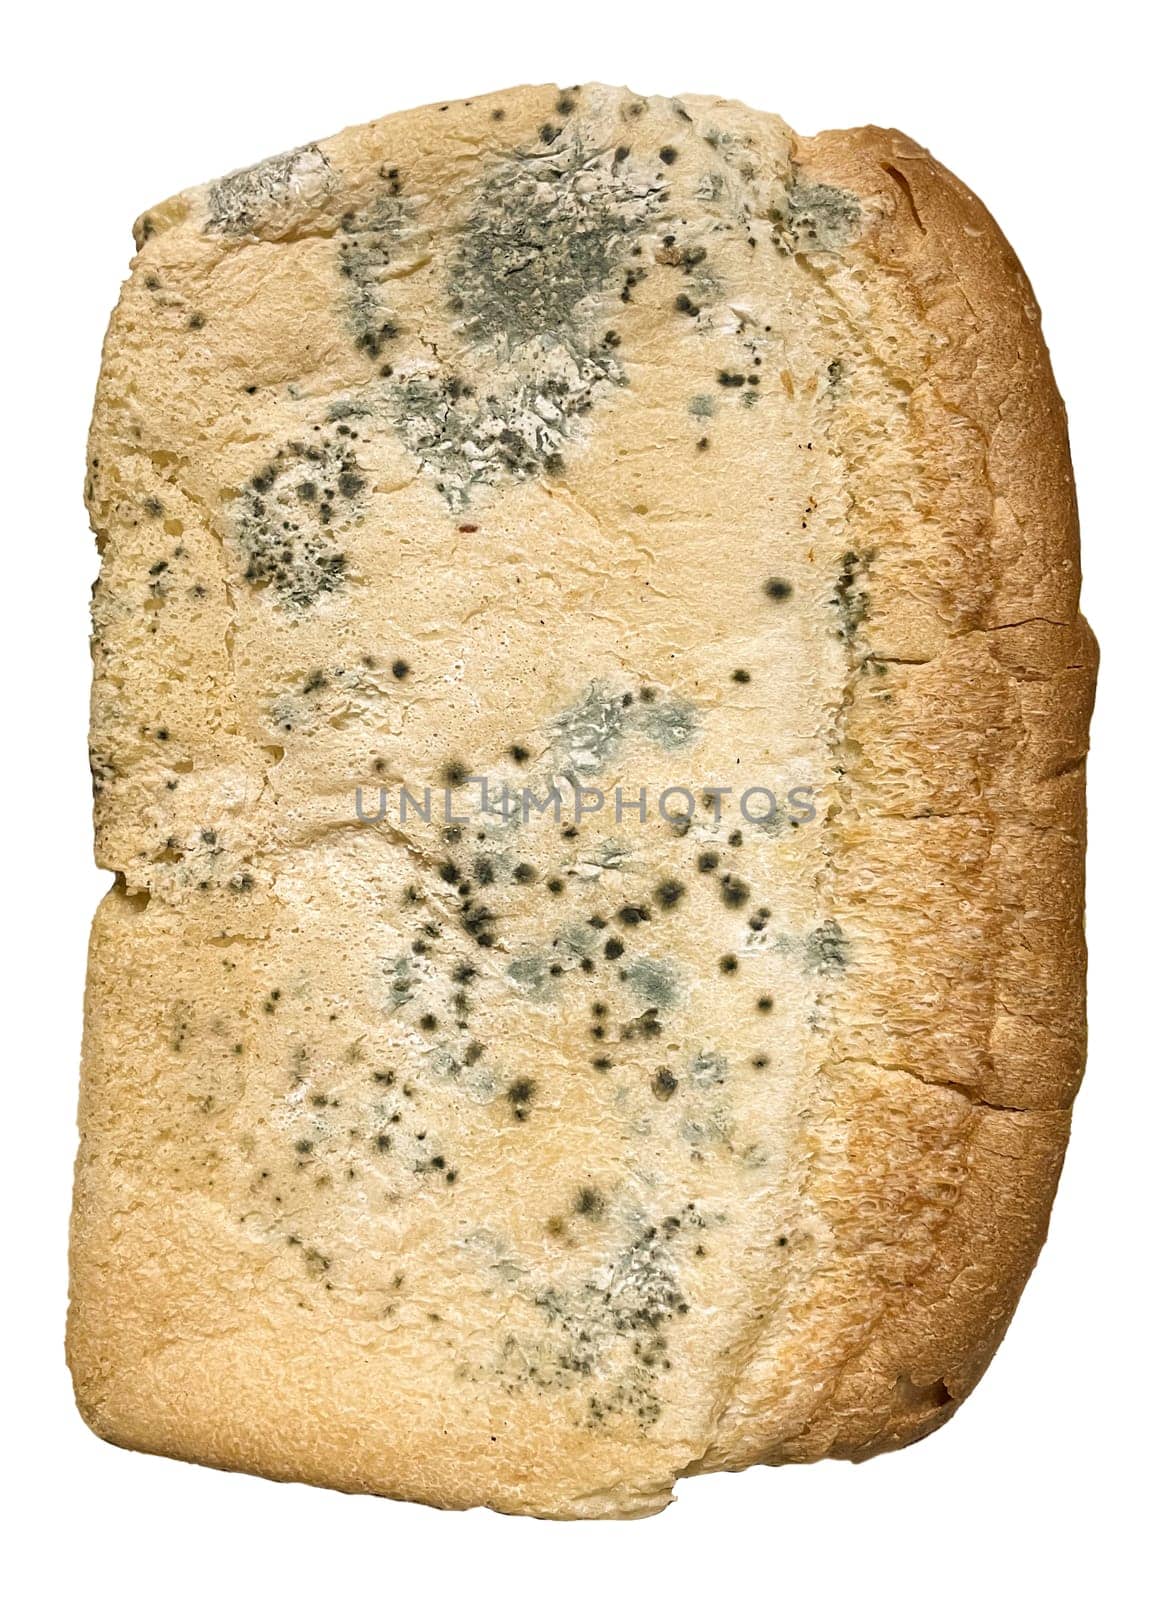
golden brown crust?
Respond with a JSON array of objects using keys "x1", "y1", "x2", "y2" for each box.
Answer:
[
  {"x1": 69, "y1": 92, "x2": 1094, "y2": 1515},
  {"x1": 695, "y1": 129, "x2": 1095, "y2": 1468}
]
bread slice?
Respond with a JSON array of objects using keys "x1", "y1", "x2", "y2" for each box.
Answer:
[{"x1": 69, "y1": 83, "x2": 1096, "y2": 1518}]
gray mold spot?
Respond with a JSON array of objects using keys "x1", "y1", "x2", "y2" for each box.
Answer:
[
  {"x1": 427, "y1": 1047, "x2": 497, "y2": 1105},
  {"x1": 507, "y1": 954, "x2": 556, "y2": 999},
  {"x1": 558, "y1": 921, "x2": 599, "y2": 958},
  {"x1": 690, "y1": 1049, "x2": 728, "y2": 1089},
  {"x1": 387, "y1": 956, "x2": 416, "y2": 1010},
  {"x1": 680, "y1": 1107, "x2": 733, "y2": 1149},
  {"x1": 638, "y1": 697, "x2": 698, "y2": 752},
  {"x1": 805, "y1": 919, "x2": 848, "y2": 974},
  {"x1": 338, "y1": 194, "x2": 415, "y2": 358},
  {"x1": 623, "y1": 957, "x2": 682, "y2": 1011},
  {"x1": 392, "y1": 140, "x2": 665, "y2": 504},
  {"x1": 452, "y1": 142, "x2": 661, "y2": 347},
  {"x1": 391, "y1": 356, "x2": 619, "y2": 509},
  {"x1": 232, "y1": 424, "x2": 366, "y2": 607},
  {"x1": 206, "y1": 144, "x2": 333, "y2": 236},
  {"x1": 548, "y1": 684, "x2": 701, "y2": 777},
  {"x1": 550, "y1": 683, "x2": 629, "y2": 776},
  {"x1": 785, "y1": 179, "x2": 861, "y2": 253},
  {"x1": 498, "y1": 1211, "x2": 703, "y2": 1426},
  {"x1": 832, "y1": 549, "x2": 873, "y2": 643}
]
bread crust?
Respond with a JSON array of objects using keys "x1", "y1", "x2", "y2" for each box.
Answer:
[
  {"x1": 698, "y1": 128, "x2": 1095, "y2": 1468},
  {"x1": 69, "y1": 89, "x2": 1095, "y2": 1514}
]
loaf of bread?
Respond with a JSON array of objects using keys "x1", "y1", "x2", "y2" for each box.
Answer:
[{"x1": 69, "y1": 83, "x2": 1096, "y2": 1518}]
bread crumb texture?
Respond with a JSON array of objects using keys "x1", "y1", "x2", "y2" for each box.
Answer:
[{"x1": 70, "y1": 83, "x2": 1096, "y2": 1518}]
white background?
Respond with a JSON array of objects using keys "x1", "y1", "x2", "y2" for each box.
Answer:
[{"x1": 4, "y1": 2, "x2": 1159, "y2": 1593}]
